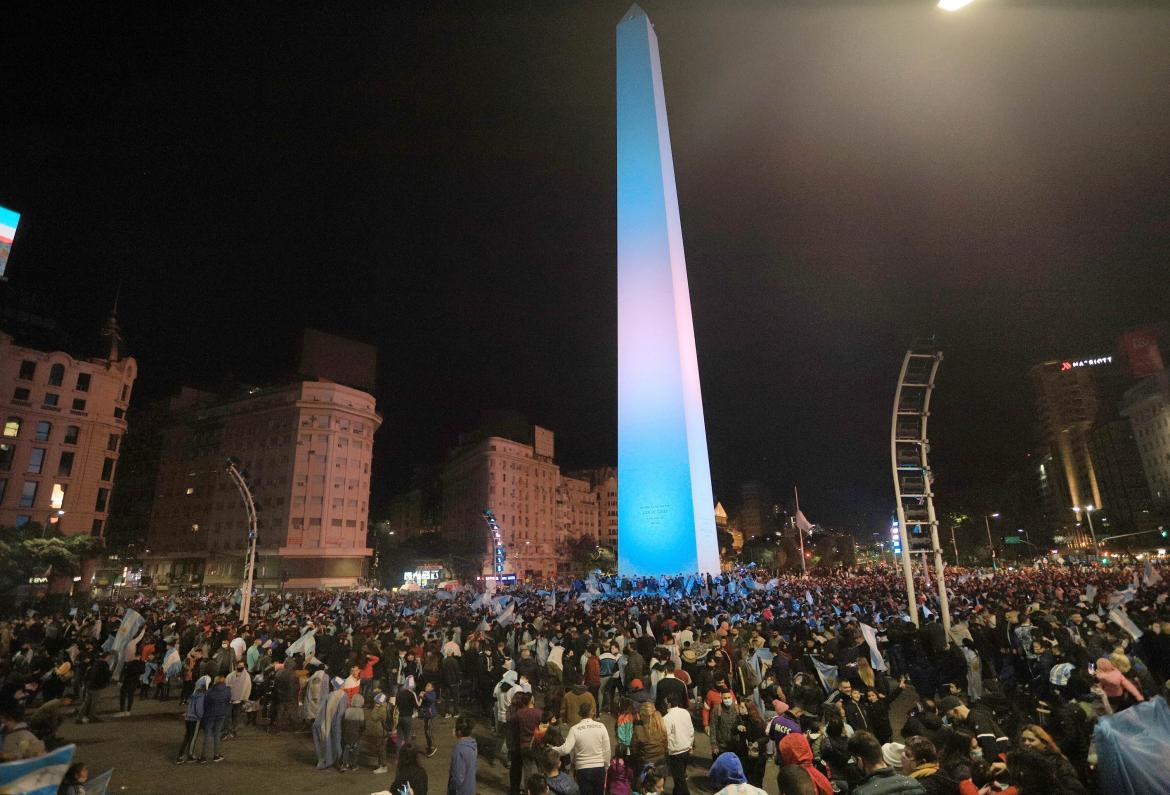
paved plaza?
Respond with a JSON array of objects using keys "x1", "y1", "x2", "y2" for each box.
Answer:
[{"x1": 65, "y1": 686, "x2": 917, "y2": 794}]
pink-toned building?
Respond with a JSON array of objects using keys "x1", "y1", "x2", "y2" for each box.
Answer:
[
  {"x1": 567, "y1": 466, "x2": 618, "y2": 550},
  {"x1": 0, "y1": 329, "x2": 136, "y2": 539},
  {"x1": 142, "y1": 379, "x2": 381, "y2": 589}
]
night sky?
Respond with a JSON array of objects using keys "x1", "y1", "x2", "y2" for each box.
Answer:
[{"x1": 4, "y1": 2, "x2": 1169, "y2": 532}]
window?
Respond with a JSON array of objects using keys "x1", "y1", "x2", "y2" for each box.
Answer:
[
  {"x1": 32, "y1": 421, "x2": 52, "y2": 443},
  {"x1": 57, "y1": 452, "x2": 74, "y2": 476},
  {"x1": 309, "y1": 517, "x2": 322, "y2": 527},
  {"x1": 48, "y1": 364, "x2": 65, "y2": 386},
  {"x1": 64, "y1": 426, "x2": 79, "y2": 445},
  {"x1": 0, "y1": 444, "x2": 13, "y2": 471},
  {"x1": 95, "y1": 487, "x2": 109, "y2": 512},
  {"x1": 114, "y1": 407, "x2": 124, "y2": 419},
  {"x1": 19, "y1": 361, "x2": 36, "y2": 380},
  {"x1": 71, "y1": 399, "x2": 86, "y2": 412},
  {"x1": 101, "y1": 458, "x2": 115, "y2": 481},
  {"x1": 12, "y1": 388, "x2": 29, "y2": 402},
  {"x1": 0, "y1": 478, "x2": 6, "y2": 504},
  {"x1": 3, "y1": 418, "x2": 20, "y2": 438},
  {"x1": 331, "y1": 518, "x2": 342, "y2": 527},
  {"x1": 43, "y1": 393, "x2": 59, "y2": 408},
  {"x1": 27, "y1": 448, "x2": 45, "y2": 474},
  {"x1": 19, "y1": 481, "x2": 38, "y2": 508},
  {"x1": 49, "y1": 483, "x2": 66, "y2": 510},
  {"x1": 15, "y1": 515, "x2": 30, "y2": 528},
  {"x1": 291, "y1": 518, "x2": 304, "y2": 530},
  {"x1": 120, "y1": 384, "x2": 128, "y2": 401},
  {"x1": 91, "y1": 519, "x2": 104, "y2": 537}
]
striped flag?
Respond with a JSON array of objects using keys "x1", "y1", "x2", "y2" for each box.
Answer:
[{"x1": 0, "y1": 742, "x2": 74, "y2": 794}]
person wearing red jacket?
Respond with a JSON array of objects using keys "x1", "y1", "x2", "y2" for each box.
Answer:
[{"x1": 779, "y1": 733, "x2": 834, "y2": 795}]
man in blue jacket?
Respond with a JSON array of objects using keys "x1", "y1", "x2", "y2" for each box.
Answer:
[
  {"x1": 199, "y1": 674, "x2": 231, "y2": 763},
  {"x1": 447, "y1": 715, "x2": 477, "y2": 795}
]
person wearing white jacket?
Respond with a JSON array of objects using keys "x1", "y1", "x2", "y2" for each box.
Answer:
[
  {"x1": 224, "y1": 662, "x2": 252, "y2": 739},
  {"x1": 550, "y1": 702, "x2": 612, "y2": 794},
  {"x1": 664, "y1": 697, "x2": 695, "y2": 795}
]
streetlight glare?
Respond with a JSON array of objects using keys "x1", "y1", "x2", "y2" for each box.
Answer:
[
  {"x1": 938, "y1": 0, "x2": 975, "y2": 10},
  {"x1": 990, "y1": 512, "x2": 1000, "y2": 518}
]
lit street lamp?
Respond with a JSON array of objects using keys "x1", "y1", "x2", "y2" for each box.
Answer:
[
  {"x1": 984, "y1": 512, "x2": 1000, "y2": 570},
  {"x1": 1073, "y1": 506, "x2": 1098, "y2": 550},
  {"x1": 938, "y1": 0, "x2": 975, "y2": 10}
]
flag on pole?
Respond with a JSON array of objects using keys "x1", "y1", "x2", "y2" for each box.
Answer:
[
  {"x1": 795, "y1": 510, "x2": 814, "y2": 534},
  {"x1": 809, "y1": 656, "x2": 839, "y2": 694}
]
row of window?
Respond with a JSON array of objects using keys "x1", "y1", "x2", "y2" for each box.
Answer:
[
  {"x1": 2, "y1": 417, "x2": 120, "y2": 450},
  {"x1": 17, "y1": 360, "x2": 93, "y2": 392},
  {"x1": 0, "y1": 477, "x2": 109, "y2": 512}
]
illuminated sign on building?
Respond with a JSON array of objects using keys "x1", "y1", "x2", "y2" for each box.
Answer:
[
  {"x1": 1060, "y1": 356, "x2": 1112, "y2": 371},
  {"x1": 890, "y1": 520, "x2": 902, "y2": 556},
  {"x1": 0, "y1": 205, "x2": 20, "y2": 279}
]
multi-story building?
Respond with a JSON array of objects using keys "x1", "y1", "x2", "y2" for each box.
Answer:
[
  {"x1": 556, "y1": 474, "x2": 600, "y2": 543},
  {"x1": 0, "y1": 326, "x2": 136, "y2": 539},
  {"x1": 1122, "y1": 372, "x2": 1170, "y2": 506},
  {"x1": 566, "y1": 466, "x2": 618, "y2": 549},
  {"x1": 142, "y1": 379, "x2": 380, "y2": 589},
  {"x1": 738, "y1": 480, "x2": 775, "y2": 541},
  {"x1": 440, "y1": 427, "x2": 560, "y2": 580}
]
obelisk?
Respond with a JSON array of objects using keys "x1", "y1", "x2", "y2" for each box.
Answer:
[{"x1": 617, "y1": 4, "x2": 720, "y2": 576}]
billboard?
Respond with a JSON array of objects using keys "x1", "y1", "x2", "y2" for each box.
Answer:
[
  {"x1": 0, "y1": 205, "x2": 19, "y2": 279},
  {"x1": 1118, "y1": 324, "x2": 1166, "y2": 379}
]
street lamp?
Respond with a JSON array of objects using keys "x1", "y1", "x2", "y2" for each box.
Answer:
[
  {"x1": 983, "y1": 513, "x2": 1000, "y2": 571},
  {"x1": 938, "y1": 0, "x2": 975, "y2": 10},
  {"x1": 1073, "y1": 506, "x2": 1099, "y2": 550}
]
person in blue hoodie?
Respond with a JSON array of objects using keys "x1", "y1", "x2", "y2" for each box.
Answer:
[
  {"x1": 447, "y1": 715, "x2": 477, "y2": 795},
  {"x1": 199, "y1": 674, "x2": 232, "y2": 763},
  {"x1": 176, "y1": 675, "x2": 209, "y2": 763}
]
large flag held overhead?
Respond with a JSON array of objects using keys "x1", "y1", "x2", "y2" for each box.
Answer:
[
  {"x1": 0, "y1": 743, "x2": 74, "y2": 794},
  {"x1": 860, "y1": 623, "x2": 888, "y2": 672},
  {"x1": 809, "y1": 656, "x2": 839, "y2": 694}
]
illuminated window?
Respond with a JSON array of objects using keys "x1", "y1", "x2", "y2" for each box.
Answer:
[
  {"x1": 101, "y1": 458, "x2": 115, "y2": 481},
  {"x1": 95, "y1": 487, "x2": 109, "y2": 512},
  {"x1": 64, "y1": 426, "x2": 79, "y2": 445},
  {"x1": 71, "y1": 399, "x2": 86, "y2": 412},
  {"x1": 76, "y1": 373, "x2": 91, "y2": 392},
  {"x1": 3, "y1": 418, "x2": 21, "y2": 438},
  {"x1": 19, "y1": 481, "x2": 38, "y2": 508},
  {"x1": 12, "y1": 388, "x2": 30, "y2": 402},
  {"x1": 49, "y1": 483, "x2": 66, "y2": 510},
  {"x1": 57, "y1": 452, "x2": 74, "y2": 476},
  {"x1": 18, "y1": 361, "x2": 36, "y2": 380},
  {"x1": 27, "y1": 448, "x2": 45, "y2": 474},
  {"x1": 34, "y1": 421, "x2": 51, "y2": 442},
  {"x1": 48, "y1": 364, "x2": 65, "y2": 386},
  {"x1": 43, "y1": 393, "x2": 59, "y2": 408}
]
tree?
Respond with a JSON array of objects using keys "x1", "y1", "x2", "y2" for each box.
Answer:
[
  {"x1": 588, "y1": 545, "x2": 616, "y2": 575},
  {"x1": 557, "y1": 535, "x2": 603, "y2": 576},
  {"x1": 716, "y1": 528, "x2": 735, "y2": 558},
  {"x1": 0, "y1": 525, "x2": 104, "y2": 595}
]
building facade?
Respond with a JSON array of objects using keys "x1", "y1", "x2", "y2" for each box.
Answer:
[
  {"x1": 1122, "y1": 372, "x2": 1170, "y2": 506},
  {"x1": 142, "y1": 380, "x2": 380, "y2": 589},
  {"x1": 0, "y1": 330, "x2": 136, "y2": 538},
  {"x1": 440, "y1": 428, "x2": 560, "y2": 580},
  {"x1": 566, "y1": 466, "x2": 618, "y2": 550}
]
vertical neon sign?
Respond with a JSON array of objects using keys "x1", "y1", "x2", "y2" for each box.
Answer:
[
  {"x1": 0, "y1": 206, "x2": 20, "y2": 279},
  {"x1": 617, "y1": 5, "x2": 720, "y2": 576}
]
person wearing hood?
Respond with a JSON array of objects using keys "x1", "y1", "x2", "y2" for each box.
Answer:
[
  {"x1": 779, "y1": 734, "x2": 834, "y2": 795},
  {"x1": 1093, "y1": 656, "x2": 1144, "y2": 711},
  {"x1": 302, "y1": 665, "x2": 328, "y2": 725},
  {"x1": 199, "y1": 673, "x2": 231, "y2": 762},
  {"x1": 176, "y1": 675, "x2": 210, "y2": 763},
  {"x1": 341, "y1": 693, "x2": 365, "y2": 771},
  {"x1": 708, "y1": 752, "x2": 767, "y2": 795},
  {"x1": 313, "y1": 676, "x2": 347, "y2": 771}
]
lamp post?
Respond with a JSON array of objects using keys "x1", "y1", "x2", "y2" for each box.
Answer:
[
  {"x1": 225, "y1": 459, "x2": 258, "y2": 625},
  {"x1": 1081, "y1": 506, "x2": 1098, "y2": 549},
  {"x1": 983, "y1": 513, "x2": 1000, "y2": 571}
]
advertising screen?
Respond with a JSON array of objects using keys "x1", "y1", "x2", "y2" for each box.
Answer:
[{"x1": 0, "y1": 206, "x2": 19, "y2": 279}]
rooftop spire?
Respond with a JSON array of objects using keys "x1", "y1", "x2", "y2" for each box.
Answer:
[{"x1": 99, "y1": 283, "x2": 123, "y2": 361}]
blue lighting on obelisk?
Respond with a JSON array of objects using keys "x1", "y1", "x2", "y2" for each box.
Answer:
[{"x1": 617, "y1": 4, "x2": 720, "y2": 576}]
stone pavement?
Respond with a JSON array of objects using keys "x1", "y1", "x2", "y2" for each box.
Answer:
[{"x1": 63, "y1": 686, "x2": 917, "y2": 794}]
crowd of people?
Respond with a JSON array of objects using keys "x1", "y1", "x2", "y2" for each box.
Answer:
[{"x1": 1, "y1": 559, "x2": 1168, "y2": 794}]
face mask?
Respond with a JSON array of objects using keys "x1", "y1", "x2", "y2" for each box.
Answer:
[
  {"x1": 722, "y1": 697, "x2": 733, "y2": 706},
  {"x1": 972, "y1": 750, "x2": 983, "y2": 760}
]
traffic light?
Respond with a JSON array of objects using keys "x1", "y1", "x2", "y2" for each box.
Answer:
[{"x1": 1160, "y1": 528, "x2": 1167, "y2": 538}]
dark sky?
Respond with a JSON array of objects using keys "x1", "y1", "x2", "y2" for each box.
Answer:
[{"x1": 4, "y1": 1, "x2": 1169, "y2": 532}]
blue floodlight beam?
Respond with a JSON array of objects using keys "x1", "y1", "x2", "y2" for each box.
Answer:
[{"x1": 617, "y1": 5, "x2": 720, "y2": 577}]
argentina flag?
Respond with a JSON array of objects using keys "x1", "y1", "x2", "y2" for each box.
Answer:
[{"x1": 0, "y1": 743, "x2": 74, "y2": 794}]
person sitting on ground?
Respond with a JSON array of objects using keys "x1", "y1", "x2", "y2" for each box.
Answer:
[{"x1": 0, "y1": 705, "x2": 45, "y2": 761}]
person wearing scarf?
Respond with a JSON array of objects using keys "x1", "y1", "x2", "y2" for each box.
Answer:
[
  {"x1": 313, "y1": 676, "x2": 347, "y2": 770},
  {"x1": 778, "y1": 734, "x2": 834, "y2": 795},
  {"x1": 708, "y1": 751, "x2": 767, "y2": 794}
]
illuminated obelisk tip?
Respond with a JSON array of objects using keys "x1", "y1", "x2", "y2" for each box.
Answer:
[{"x1": 617, "y1": 5, "x2": 720, "y2": 576}]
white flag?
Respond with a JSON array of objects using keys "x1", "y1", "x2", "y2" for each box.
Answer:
[
  {"x1": 795, "y1": 510, "x2": 814, "y2": 533},
  {"x1": 1144, "y1": 561, "x2": 1162, "y2": 587},
  {"x1": 496, "y1": 603, "x2": 516, "y2": 627},
  {"x1": 860, "y1": 623, "x2": 888, "y2": 672},
  {"x1": 1107, "y1": 608, "x2": 1143, "y2": 640}
]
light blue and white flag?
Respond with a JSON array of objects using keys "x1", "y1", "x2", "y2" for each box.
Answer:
[
  {"x1": 435, "y1": 589, "x2": 454, "y2": 601},
  {"x1": 805, "y1": 590, "x2": 815, "y2": 606},
  {"x1": 810, "y1": 656, "x2": 839, "y2": 694},
  {"x1": 1107, "y1": 608, "x2": 1143, "y2": 640},
  {"x1": 163, "y1": 647, "x2": 182, "y2": 678},
  {"x1": 497, "y1": 603, "x2": 516, "y2": 627},
  {"x1": 0, "y1": 742, "x2": 74, "y2": 794},
  {"x1": 286, "y1": 628, "x2": 316, "y2": 659},
  {"x1": 860, "y1": 623, "x2": 887, "y2": 672},
  {"x1": 765, "y1": 578, "x2": 779, "y2": 590},
  {"x1": 85, "y1": 768, "x2": 113, "y2": 795},
  {"x1": 1144, "y1": 561, "x2": 1162, "y2": 588}
]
